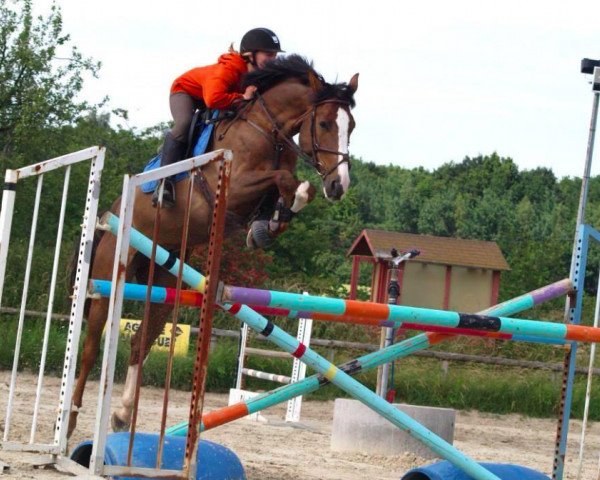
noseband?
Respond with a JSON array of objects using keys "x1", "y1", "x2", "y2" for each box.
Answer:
[{"x1": 237, "y1": 93, "x2": 351, "y2": 179}]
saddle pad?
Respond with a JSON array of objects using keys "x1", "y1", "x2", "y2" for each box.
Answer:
[{"x1": 141, "y1": 111, "x2": 218, "y2": 193}]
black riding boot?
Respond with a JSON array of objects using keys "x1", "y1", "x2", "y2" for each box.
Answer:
[{"x1": 152, "y1": 133, "x2": 187, "y2": 208}]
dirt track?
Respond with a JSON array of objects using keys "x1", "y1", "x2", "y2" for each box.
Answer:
[{"x1": 2, "y1": 371, "x2": 600, "y2": 479}]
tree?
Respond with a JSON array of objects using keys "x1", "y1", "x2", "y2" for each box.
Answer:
[
  {"x1": 417, "y1": 193, "x2": 456, "y2": 236},
  {"x1": 0, "y1": 0, "x2": 100, "y2": 158}
]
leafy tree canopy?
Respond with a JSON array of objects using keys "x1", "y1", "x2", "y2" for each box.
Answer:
[{"x1": 0, "y1": 0, "x2": 101, "y2": 157}]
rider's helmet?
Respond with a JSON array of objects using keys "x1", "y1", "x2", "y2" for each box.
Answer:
[{"x1": 240, "y1": 28, "x2": 284, "y2": 54}]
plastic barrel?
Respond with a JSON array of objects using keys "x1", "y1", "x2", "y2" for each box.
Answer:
[
  {"x1": 401, "y1": 461, "x2": 550, "y2": 480},
  {"x1": 71, "y1": 432, "x2": 245, "y2": 479}
]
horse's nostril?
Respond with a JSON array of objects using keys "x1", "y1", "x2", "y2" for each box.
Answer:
[{"x1": 326, "y1": 179, "x2": 343, "y2": 200}]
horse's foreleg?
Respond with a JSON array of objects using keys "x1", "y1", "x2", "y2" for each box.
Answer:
[
  {"x1": 289, "y1": 179, "x2": 315, "y2": 214},
  {"x1": 269, "y1": 178, "x2": 315, "y2": 234},
  {"x1": 272, "y1": 170, "x2": 316, "y2": 211},
  {"x1": 247, "y1": 170, "x2": 316, "y2": 249}
]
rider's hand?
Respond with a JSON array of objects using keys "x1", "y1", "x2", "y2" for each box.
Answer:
[{"x1": 243, "y1": 85, "x2": 257, "y2": 100}]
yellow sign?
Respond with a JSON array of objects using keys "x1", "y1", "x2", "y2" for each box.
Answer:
[{"x1": 119, "y1": 319, "x2": 190, "y2": 357}]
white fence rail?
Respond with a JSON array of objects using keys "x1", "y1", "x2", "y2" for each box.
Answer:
[{"x1": 0, "y1": 147, "x2": 105, "y2": 475}]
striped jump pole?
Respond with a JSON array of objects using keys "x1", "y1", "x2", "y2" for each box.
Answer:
[
  {"x1": 165, "y1": 278, "x2": 572, "y2": 436},
  {"x1": 102, "y1": 212, "x2": 500, "y2": 480},
  {"x1": 222, "y1": 304, "x2": 501, "y2": 480},
  {"x1": 221, "y1": 284, "x2": 600, "y2": 344},
  {"x1": 101, "y1": 212, "x2": 207, "y2": 293},
  {"x1": 242, "y1": 368, "x2": 292, "y2": 384},
  {"x1": 89, "y1": 278, "x2": 571, "y2": 346}
]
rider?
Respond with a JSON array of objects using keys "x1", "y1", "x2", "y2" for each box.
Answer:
[{"x1": 153, "y1": 27, "x2": 284, "y2": 208}]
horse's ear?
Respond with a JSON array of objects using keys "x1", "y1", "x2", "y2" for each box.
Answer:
[
  {"x1": 349, "y1": 73, "x2": 359, "y2": 93},
  {"x1": 308, "y1": 70, "x2": 324, "y2": 93}
]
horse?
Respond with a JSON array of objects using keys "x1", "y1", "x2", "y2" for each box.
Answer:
[{"x1": 67, "y1": 54, "x2": 358, "y2": 437}]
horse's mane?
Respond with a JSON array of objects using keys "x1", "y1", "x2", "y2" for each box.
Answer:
[
  {"x1": 314, "y1": 81, "x2": 356, "y2": 108},
  {"x1": 242, "y1": 54, "x2": 355, "y2": 108}
]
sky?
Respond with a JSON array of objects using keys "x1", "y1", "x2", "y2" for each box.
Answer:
[{"x1": 34, "y1": 0, "x2": 600, "y2": 178}]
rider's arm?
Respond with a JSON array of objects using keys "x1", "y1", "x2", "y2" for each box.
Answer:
[{"x1": 203, "y1": 63, "x2": 245, "y2": 109}]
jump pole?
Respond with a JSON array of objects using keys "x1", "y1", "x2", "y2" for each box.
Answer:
[
  {"x1": 220, "y1": 284, "x2": 599, "y2": 344},
  {"x1": 221, "y1": 303, "x2": 500, "y2": 480},
  {"x1": 100, "y1": 214, "x2": 509, "y2": 480},
  {"x1": 90, "y1": 278, "x2": 574, "y2": 439},
  {"x1": 89, "y1": 278, "x2": 572, "y2": 346},
  {"x1": 164, "y1": 278, "x2": 572, "y2": 436},
  {"x1": 103, "y1": 212, "x2": 600, "y2": 479},
  {"x1": 89, "y1": 277, "x2": 574, "y2": 437}
]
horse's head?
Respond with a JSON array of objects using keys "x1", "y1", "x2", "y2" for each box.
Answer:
[
  {"x1": 298, "y1": 71, "x2": 358, "y2": 201},
  {"x1": 238, "y1": 55, "x2": 358, "y2": 201},
  {"x1": 234, "y1": 56, "x2": 359, "y2": 249}
]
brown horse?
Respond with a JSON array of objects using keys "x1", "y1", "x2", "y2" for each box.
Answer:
[{"x1": 67, "y1": 55, "x2": 358, "y2": 437}]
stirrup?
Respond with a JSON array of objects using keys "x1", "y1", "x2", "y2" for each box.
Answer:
[{"x1": 152, "y1": 179, "x2": 175, "y2": 209}]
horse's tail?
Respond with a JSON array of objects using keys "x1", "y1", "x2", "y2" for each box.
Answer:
[{"x1": 67, "y1": 211, "x2": 106, "y2": 318}]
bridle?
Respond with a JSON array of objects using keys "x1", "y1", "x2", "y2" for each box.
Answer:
[
  {"x1": 307, "y1": 100, "x2": 351, "y2": 177},
  {"x1": 233, "y1": 92, "x2": 351, "y2": 178}
]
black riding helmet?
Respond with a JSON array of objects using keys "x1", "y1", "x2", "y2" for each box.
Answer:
[{"x1": 240, "y1": 28, "x2": 284, "y2": 54}]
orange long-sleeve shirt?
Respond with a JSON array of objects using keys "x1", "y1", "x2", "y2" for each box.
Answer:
[{"x1": 170, "y1": 53, "x2": 248, "y2": 109}]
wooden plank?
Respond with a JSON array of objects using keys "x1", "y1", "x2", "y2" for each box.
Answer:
[
  {"x1": 0, "y1": 306, "x2": 69, "y2": 321},
  {"x1": 245, "y1": 347, "x2": 290, "y2": 359}
]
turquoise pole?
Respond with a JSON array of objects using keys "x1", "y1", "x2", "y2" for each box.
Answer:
[
  {"x1": 223, "y1": 303, "x2": 500, "y2": 480},
  {"x1": 103, "y1": 212, "x2": 206, "y2": 292},
  {"x1": 91, "y1": 279, "x2": 568, "y2": 346},
  {"x1": 222, "y1": 286, "x2": 577, "y2": 342}
]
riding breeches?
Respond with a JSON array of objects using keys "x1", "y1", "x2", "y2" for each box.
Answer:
[{"x1": 169, "y1": 92, "x2": 204, "y2": 142}]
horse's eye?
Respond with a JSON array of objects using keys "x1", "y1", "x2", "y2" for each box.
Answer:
[{"x1": 319, "y1": 121, "x2": 329, "y2": 130}]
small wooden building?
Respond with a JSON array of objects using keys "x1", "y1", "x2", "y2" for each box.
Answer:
[{"x1": 347, "y1": 229, "x2": 510, "y2": 312}]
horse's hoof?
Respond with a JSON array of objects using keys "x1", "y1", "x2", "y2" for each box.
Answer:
[
  {"x1": 249, "y1": 220, "x2": 275, "y2": 249},
  {"x1": 246, "y1": 228, "x2": 257, "y2": 249},
  {"x1": 111, "y1": 412, "x2": 130, "y2": 432}
]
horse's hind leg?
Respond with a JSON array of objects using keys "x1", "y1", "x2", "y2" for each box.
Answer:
[
  {"x1": 67, "y1": 234, "x2": 140, "y2": 438},
  {"x1": 111, "y1": 266, "x2": 178, "y2": 432},
  {"x1": 67, "y1": 296, "x2": 108, "y2": 438}
]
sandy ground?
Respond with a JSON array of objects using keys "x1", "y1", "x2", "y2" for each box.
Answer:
[{"x1": 2, "y1": 371, "x2": 600, "y2": 479}]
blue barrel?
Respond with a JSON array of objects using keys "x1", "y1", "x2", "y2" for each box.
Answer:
[
  {"x1": 402, "y1": 461, "x2": 550, "y2": 480},
  {"x1": 71, "y1": 432, "x2": 245, "y2": 479}
]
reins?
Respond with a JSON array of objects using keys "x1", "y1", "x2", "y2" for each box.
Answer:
[{"x1": 220, "y1": 92, "x2": 351, "y2": 178}]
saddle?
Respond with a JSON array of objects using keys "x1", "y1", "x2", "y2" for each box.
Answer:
[{"x1": 140, "y1": 109, "x2": 220, "y2": 194}]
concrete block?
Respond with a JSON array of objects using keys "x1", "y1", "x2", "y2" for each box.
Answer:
[{"x1": 331, "y1": 398, "x2": 455, "y2": 459}]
